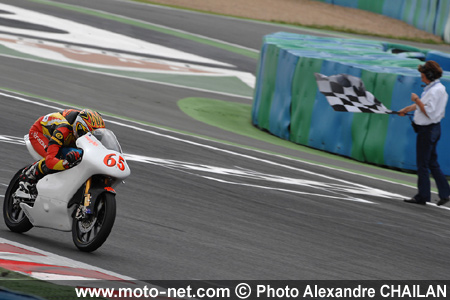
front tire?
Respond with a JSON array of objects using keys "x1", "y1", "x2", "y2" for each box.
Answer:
[
  {"x1": 3, "y1": 169, "x2": 33, "y2": 233},
  {"x1": 72, "y1": 192, "x2": 116, "y2": 252}
]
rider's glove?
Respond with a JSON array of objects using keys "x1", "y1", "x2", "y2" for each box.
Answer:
[{"x1": 64, "y1": 150, "x2": 83, "y2": 169}]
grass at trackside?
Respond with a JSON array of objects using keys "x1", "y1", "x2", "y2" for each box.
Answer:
[{"x1": 0, "y1": 267, "x2": 104, "y2": 300}]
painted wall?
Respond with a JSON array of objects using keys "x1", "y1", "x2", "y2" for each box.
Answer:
[{"x1": 252, "y1": 32, "x2": 450, "y2": 174}]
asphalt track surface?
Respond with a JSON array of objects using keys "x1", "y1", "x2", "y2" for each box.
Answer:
[{"x1": 0, "y1": 0, "x2": 450, "y2": 280}]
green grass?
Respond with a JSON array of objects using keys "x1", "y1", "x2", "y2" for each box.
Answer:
[{"x1": 0, "y1": 267, "x2": 106, "y2": 300}]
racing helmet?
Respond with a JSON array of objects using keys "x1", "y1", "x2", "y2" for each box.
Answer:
[{"x1": 73, "y1": 109, "x2": 105, "y2": 139}]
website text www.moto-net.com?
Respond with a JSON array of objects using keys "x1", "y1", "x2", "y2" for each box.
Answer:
[{"x1": 74, "y1": 282, "x2": 448, "y2": 299}]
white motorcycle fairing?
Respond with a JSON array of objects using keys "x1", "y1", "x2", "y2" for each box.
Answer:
[
  {"x1": 24, "y1": 134, "x2": 44, "y2": 161},
  {"x1": 20, "y1": 131, "x2": 130, "y2": 231}
]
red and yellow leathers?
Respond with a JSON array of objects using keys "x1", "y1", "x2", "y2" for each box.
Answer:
[{"x1": 28, "y1": 109, "x2": 80, "y2": 177}]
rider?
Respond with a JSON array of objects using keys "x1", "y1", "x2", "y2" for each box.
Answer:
[{"x1": 18, "y1": 108, "x2": 106, "y2": 197}]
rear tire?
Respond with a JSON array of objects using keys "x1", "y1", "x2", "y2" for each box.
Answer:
[
  {"x1": 72, "y1": 192, "x2": 116, "y2": 252},
  {"x1": 3, "y1": 169, "x2": 33, "y2": 233}
]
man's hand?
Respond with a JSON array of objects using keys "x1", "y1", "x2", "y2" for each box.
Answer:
[
  {"x1": 64, "y1": 150, "x2": 83, "y2": 168},
  {"x1": 397, "y1": 103, "x2": 417, "y2": 117},
  {"x1": 66, "y1": 150, "x2": 82, "y2": 163},
  {"x1": 397, "y1": 107, "x2": 408, "y2": 116}
]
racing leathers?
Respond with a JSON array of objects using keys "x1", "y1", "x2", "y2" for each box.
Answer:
[{"x1": 19, "y1": 109, "x2": 81, "y2": 195}]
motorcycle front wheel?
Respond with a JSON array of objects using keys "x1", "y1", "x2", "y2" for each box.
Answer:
[
  {"x1": 72, "y1": 192, "x2": 116, "y2": 252},
  {"x1": 3, "y1": 169, "x2": 33, "y2": 233}
]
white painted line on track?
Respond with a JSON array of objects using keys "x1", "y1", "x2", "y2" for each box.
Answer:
[{"x1": 0, "y1": 53, "x2": 253, "y2": 100}]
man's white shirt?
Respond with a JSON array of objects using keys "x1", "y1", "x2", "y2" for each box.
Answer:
[{"x1": 414, "y1": 80, "x2": 448, "y2": 125}]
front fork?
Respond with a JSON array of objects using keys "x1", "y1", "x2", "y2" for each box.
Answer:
[
  {"x1": 74, "y1": 176, "x2": 116, "y2": 220},
  {"x1": 75, "y1": 177, "x2": 92, "y2": 220},
  {"x1": 83, "y1": 177, "x2": 92, "y2": 212}
]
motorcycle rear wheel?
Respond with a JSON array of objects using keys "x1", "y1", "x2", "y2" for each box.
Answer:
[
  {"x1": 3, "y1": 169, "x2": 33, "y2": 233},
  {"x1": 72, "y1": 192, "x2": 116, "y2": 252}
]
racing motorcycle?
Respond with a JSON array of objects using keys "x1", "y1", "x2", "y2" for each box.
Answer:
[{"x1": 3, "y1": 128, "x2": 130, "y2": 252}]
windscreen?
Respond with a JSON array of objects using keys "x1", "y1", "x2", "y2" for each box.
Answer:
[{"x1": 91, "y1": 129, "x2": 123, "y2": 153}]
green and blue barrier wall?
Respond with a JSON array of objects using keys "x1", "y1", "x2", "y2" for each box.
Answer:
[
  {"x1": 252, "y1": 32, "x2": 450, "y2": 174},
  {"x1": 313, "y1": 0, "x2": 450, "y2": 43}
]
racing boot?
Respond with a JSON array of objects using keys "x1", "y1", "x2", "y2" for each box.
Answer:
[{"x1": 16, "y1": 162, "x2": 39, "y2": 199}]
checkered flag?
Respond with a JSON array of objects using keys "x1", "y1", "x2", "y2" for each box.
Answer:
[{"x1": 315, "y1": 73, "x2": 395, "y2": 114}]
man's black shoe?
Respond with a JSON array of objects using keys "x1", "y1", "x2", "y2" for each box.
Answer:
[
  {"x1": 404, "y1": 198, "x2": 426, "y2": 205},
  {"x1": 437, "y1": 197, "x2": 449, "y2": 206}
]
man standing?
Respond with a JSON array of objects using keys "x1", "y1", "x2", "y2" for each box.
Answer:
[{"x1": 398, "y1": 60, "x2": 450, "y2": 206}]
